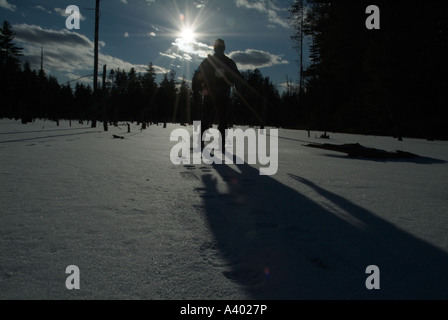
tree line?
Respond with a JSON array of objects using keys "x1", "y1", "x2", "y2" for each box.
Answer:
[{"x1": 289, "y1": 0, "x2": 448, "y2": 140}]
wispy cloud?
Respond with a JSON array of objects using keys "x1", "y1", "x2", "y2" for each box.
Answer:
[
  {"x1": 229, "y1": 49, "x2": 289, "y2": 70},
  {"x1": 34, "y1": 5, "x2": 52, "y2": 14},
  {"x1": 235, "y1": 0, "x2": 289, "y2": 29},
  {"x1": 193, "y1": 0, "x2": 208, "y2": 8},
  {"x1": 161, "y1": 36, "x2": 289, "y2": 71},
  {"x1": 278, "y1": 80, "x2": 299, "y2": 92},
  {"x1": 13, "y1": 24, "x2": 168, "y2": 84},
  {"x1": 14, "y1": 24, "x2": 93, "y2": 49},
  {"x1": 0, "y1": 0, "x2": 16, "y2": 11},
  {"x1": 161, "y1": 38, "x2": 212, "y2": 62},
  {"x1": 125, "y1": 0, "x2": 163, "y2": 6}
]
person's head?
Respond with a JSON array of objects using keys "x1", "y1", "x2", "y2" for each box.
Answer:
[{"x1": 213, "y1": 39, "x2": 226, "y2": 55}]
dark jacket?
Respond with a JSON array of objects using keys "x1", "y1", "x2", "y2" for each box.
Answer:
[{"x1": 193, "y1": 53, "x2": 241, "y2": 99}]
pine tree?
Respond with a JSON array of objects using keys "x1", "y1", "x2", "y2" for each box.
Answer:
[
  {"x1": 0, "y1": 21, "x2": 23, "y2": 68},
  {"x1": 157, "y1": 70, "x2": 177, "y2": 128},
  {"x1": 141, "y1": 62, "x2": 158, "y2": 125},
  {"x1": 177, "y1": 78, "x2": 191, "y2": 125},
  {"x1": 0, "y1": 21, "x2": 23, "y2": 118}
]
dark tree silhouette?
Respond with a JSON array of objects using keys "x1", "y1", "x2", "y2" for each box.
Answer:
[
  {"x1": 157, "y1": 70, "x2": 177, "y2": 128},
  {"x1": 0, "y1": 20, "x2": 23, "y2": 119},
  {"x1": 232, "y1": 69, "x2": 280, "y2": 129},
  {"x1": 141, "y1": 63, "x2": 158, "y2": 126},
  {"x1": 176, "y1": 77, "x2": 191, "y2": 126},
  {"x1": 289, "y1": 0, "x2": 448, "y2": 140}
]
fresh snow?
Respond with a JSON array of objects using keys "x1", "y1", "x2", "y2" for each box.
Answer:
[{"x1": 1, "y1": 119, "x2": 447, "y2": 300}]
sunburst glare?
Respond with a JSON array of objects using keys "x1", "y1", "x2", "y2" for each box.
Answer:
[
  {"x1": 150, "y1": 1, "x2": 240, "y2": 80},
  {"x1": 179, "y1": 27, "x2": 196, "y2": 43}
]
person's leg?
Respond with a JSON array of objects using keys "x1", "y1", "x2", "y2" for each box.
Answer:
[
  {"x1": 201, "y1": 96, "x2": 216, "y2": 150},
  {"x1": 217, "y1": 96, "x2": 229, "y2": 152}
]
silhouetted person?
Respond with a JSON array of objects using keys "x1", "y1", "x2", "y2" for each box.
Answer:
[{"x1": 193, "y1": 39, "x2": 242, "y2": 150}]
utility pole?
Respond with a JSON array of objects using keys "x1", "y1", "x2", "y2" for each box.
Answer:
[
  {"x1": 297, "y1": 0, "x2": 309, "y2": 137},
  {"x1": 92, "y1": 0, "x2": 100, "y2": 128},
  {"x1": 40, "y1": 45, "x2": 44, "y2": 72},
  {"x1": 102, "y1": 64, "x2": 108, "y2": 131},
  {"x1": 299, "y1": 1, "x2": 304, "y2": 97}
]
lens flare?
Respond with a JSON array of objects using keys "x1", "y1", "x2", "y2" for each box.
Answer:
[
  {"x1": 264, "y1": 267, "x2": 270, "y2": 278},
  {"x1": 180, "y1": 27, "x2": 196, "y2": 42}
]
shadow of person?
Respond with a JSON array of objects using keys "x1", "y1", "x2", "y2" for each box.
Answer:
[
  {"x1": 322, "y1": 153, "x2": 447, "y2": 165},
  {"x1": 200, "y1": 162, "x2": 448, "y2": 299}
]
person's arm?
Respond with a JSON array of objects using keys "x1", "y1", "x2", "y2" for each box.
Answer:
[{"x1": 230, "y1": 60, "x2": 242, "y2": 92}]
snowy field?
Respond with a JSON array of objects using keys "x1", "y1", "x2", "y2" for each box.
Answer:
[{"x1": 1, "y1": 119, "x2": 447, "y2": 300}]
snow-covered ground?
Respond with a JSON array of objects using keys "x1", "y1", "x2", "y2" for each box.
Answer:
[{"x1": 1, "y1": 119, "x2": 447, "y2": 300}]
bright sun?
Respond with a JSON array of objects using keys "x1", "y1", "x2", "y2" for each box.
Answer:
[{"x1": 180, "y1": 27, "x2": 196, "y2": 42}]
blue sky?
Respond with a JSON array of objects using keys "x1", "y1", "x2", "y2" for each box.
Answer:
[{"x1": 1, "y1": 0, "x2": 306, "y2": 92}]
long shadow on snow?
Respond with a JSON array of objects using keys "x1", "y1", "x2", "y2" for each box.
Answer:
[
  {"x1": 323, "y1": 153, "x2": 446, "y2": 164},
  {"x1": 0, "y1": 126, "x2": 93, "y2": 135},
  {"x1": 0, "y1": 130, "x2": 102, "y2": 144},
  {"x1": 276, "y1": 133, "x2": 446, "y2": 164},
  {"x1": 200, "y1": 162, "x2": 448, "y2": 299}
]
